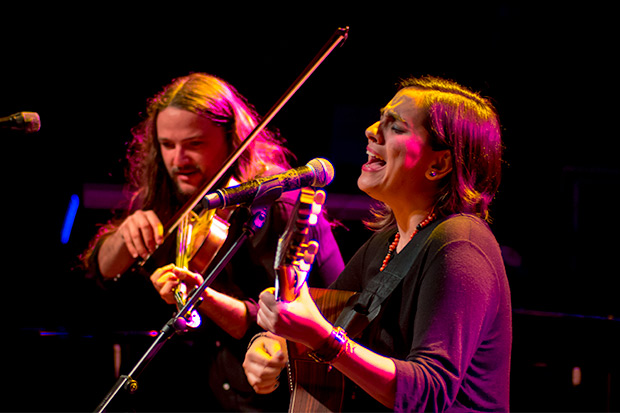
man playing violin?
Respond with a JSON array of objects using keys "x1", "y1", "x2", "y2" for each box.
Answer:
[{"x1": 82, "y1": 73, "x2": 344, "y2": 411}]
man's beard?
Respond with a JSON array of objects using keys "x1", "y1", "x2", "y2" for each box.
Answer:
[
  {"x1": 173, "y1": 181, "x2": 200, "y2": 206},
  {"x1": 171, "y1": 166, "x2": 205, "y2": 204},
  {"x1": 174, "y1": 189, "x2": 192, "y2": 205}
]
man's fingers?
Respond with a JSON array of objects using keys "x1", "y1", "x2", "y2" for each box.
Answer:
[
  {"x1": 149, "y1": 264, "x2": 176, "y2": 282},
  {"x1": 120, "y1": 210, "x2": 163, "y2": 259},
  {"x1": 119, "y1": 226, "x2": 140, "y2": 259},
  {"x1": 144, "y1": 210, "x2": 164, "y2": 245},
  {"x1": 136, "y1": 212, "x2": 159, "y2": 254}
]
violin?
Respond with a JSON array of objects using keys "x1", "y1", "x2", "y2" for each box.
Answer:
[{"x1": 172, "y1": 178, "x2": 238, "y2": 328}]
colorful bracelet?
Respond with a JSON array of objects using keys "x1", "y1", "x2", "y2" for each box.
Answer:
[{"x1": 307, "y1": 327, "x2": 348, "y2": 363}]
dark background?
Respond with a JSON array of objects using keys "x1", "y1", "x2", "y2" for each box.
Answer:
[{"x1": 2, "y1": 4, "x2": 618, "y2": 412}]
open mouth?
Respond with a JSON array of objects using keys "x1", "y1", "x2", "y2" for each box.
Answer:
[{"x1": 364, "y1": 150, "x2": 386, "y2": 169}]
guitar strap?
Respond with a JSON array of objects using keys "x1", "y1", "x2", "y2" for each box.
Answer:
[{"x1": 334, "y1": 219, "x2": 442, "y2": 339}]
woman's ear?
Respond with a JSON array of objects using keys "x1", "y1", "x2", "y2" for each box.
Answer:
[{"x1": 426, "y1": 149, "x2": 452, "y2": 180}]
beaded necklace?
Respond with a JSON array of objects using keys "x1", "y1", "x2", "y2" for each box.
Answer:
[{"x1": 379, "y1": 212, "x2": 437, "y2": 272}]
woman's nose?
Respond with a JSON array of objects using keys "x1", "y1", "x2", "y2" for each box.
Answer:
[{"x1": 365, "y1": 121, "x2": 381, "y2": 143}]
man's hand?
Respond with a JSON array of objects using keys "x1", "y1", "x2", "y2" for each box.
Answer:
[
  {"x1": 117, "y1": 210, "x2": 163, "y2": 259},
  {"x1": 150, "y1": 264, "x2": 204, "y2": 305}
]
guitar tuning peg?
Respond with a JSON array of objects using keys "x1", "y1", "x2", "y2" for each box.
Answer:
[
  {"x1": 308, "y1": 212, "x2": 319, "y2": 226},
  {"x1": 309, "y1": 190, "x2": 326, "y2": 221},
  {"x1": 313, "y1": 190, "x2": 326, "y2": 205},
  {"x1": 307, "y1": 240, "x2": 319, "y2": 254},
  {"x1": 311, "y1": 203, "x2": 323, "y2": 217},
  {"x1": 303, "y1": 241, "x2": 320, "y2": 265}
]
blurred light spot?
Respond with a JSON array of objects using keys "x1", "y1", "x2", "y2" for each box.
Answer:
[
  {"x1": 572, "y1": 366, "x2": 582, "y2": 386},
  {"x1": 61, "y1": 194, "x2": 79, "y2": 244}
]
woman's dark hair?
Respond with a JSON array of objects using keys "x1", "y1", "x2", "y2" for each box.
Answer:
[{"x1": 367, "y1": 75, "x2": 503, "y2": 230}]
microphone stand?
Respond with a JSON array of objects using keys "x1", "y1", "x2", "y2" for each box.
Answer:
[{"x1": 94, "y1": 187, "x2": 282, "y2": 413}]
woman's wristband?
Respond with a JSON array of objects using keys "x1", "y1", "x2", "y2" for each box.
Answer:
[{"x1": 307, "y1": 326, "x2": 348, "y2": 363}]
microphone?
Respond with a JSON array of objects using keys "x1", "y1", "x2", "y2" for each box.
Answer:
[
  {"x1": 201, "y1": 158, "x2": 334, "y2": 209},
  {"x1": 0, "y1": 112, "x2": 41, "y2": 133}
]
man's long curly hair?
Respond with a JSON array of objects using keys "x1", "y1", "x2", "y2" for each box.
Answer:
[
  {"x1": 126, "y1": 72, "x2": 292, "y2": 222},
  {"x1": 81, "y1": 73, "x2": 292, "y2": 265}
]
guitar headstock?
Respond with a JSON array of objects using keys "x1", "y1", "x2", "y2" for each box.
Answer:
[{"x1": 275, "y1": 187, "x2": 326, "y2": 302}]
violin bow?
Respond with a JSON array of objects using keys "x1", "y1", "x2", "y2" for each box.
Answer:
[{"x1": 140, "y1": 26, "x2": 349, "y2": 266}]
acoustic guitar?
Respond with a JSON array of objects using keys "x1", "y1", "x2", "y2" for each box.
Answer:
[{"x1": 274, "y1": 187, "x2": 357, "y2": 412}]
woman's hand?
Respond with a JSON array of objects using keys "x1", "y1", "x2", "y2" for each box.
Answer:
[{"x1": 256, "y1": 283, "x2": 333, "y2": 351}]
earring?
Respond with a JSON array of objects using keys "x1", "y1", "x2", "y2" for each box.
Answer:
[{"x1": 429, "y1": 170, "x2": 437, "y2": 177}]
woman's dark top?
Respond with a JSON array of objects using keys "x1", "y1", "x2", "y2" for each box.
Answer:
[{"x1": 331, "y1": 214, "x2": 512, "y2": 412}]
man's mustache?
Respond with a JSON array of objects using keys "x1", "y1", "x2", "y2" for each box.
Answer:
[{"x1": 172, "y1": 166, "x2": 201, "y2": 175}]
